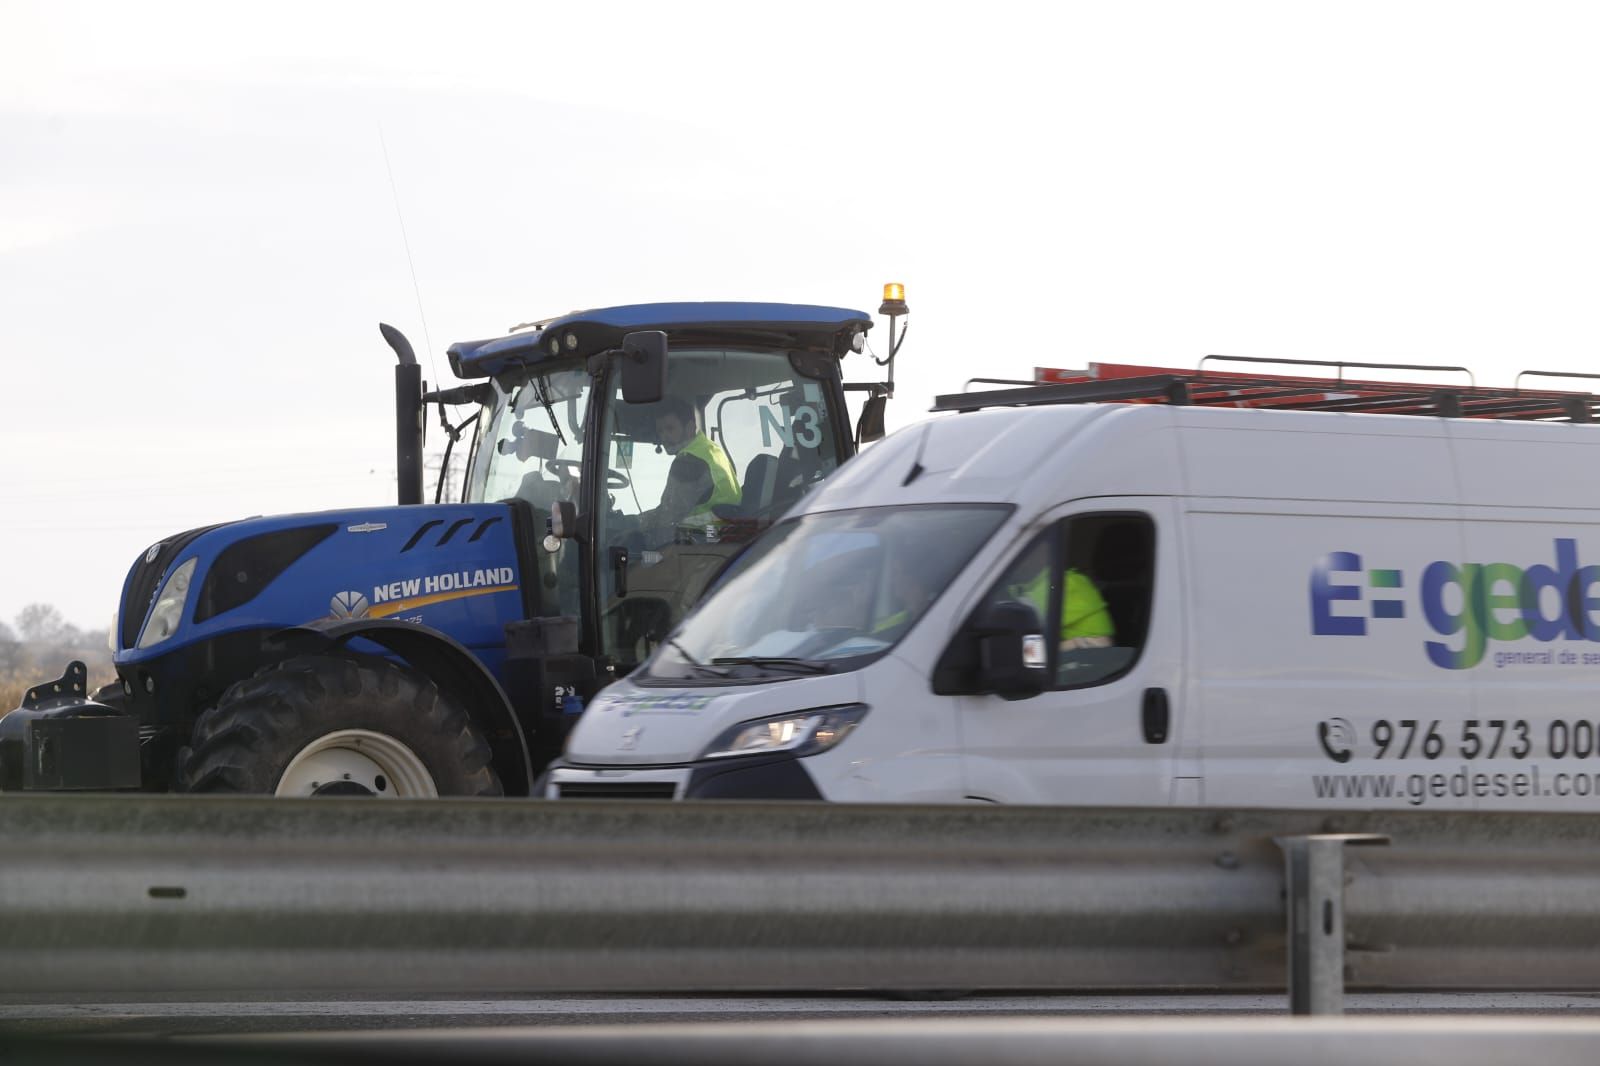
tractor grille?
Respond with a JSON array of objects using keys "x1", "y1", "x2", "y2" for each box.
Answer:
[
  {"x1": 119, "y1": 523, "x2": 229, "y2": 650},
  {"x1": 557, "y1": 782, "x2": 678, "y2": 800}
]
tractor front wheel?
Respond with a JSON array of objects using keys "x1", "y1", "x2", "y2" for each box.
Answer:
[{"x1": 175, "y1": 653, "x2": 502, "y2": 798}]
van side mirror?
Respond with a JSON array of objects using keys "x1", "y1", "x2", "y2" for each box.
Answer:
[
  {"x1": 971, "y1": 600, "x2": 1048, "y2": 699},
  {"x1": 620, "y1": 331, "x2": 668, "y2": 405}
]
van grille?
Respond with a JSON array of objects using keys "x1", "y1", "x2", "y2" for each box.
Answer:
[{"x1": 557, "y1": 782, "x2": 678, "y2": 800}]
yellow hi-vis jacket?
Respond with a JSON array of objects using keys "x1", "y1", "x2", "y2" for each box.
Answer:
[
  {"x1": 1019, "y1": 568, "x2": 1115, "y2": 643},
  {"x1": 679, "y1": 432, "x2": 741, "y2": 528}
]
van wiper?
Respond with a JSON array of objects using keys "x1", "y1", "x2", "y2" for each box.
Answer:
[
  {"x1": 710, "y1": 656, "x2": 831, "y2": 676},
  {"x1": 666, "y1": 638, "x2": 730, "y2": 678}
]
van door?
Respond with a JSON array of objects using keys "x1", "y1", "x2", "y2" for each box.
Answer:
[{"x1": 953, "y1": 501, "x2": 1180, "y2": 804}]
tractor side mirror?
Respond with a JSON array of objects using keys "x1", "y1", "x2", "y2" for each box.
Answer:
[
  {"x1": 620, "y1": 331, "x2": 668, "y2": 405},
  {"x1": 551, "y1": 500, "x2": 581, "y2": 541},
  {"x1": 856, "y1": 393, "x2": 888, "y2": 444}
]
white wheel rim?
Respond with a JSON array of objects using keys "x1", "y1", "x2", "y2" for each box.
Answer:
[{"x1": 276, "y1": 729, "x2": 438, "y2": 798}]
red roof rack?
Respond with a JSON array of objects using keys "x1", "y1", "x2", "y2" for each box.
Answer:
[{"x1": 933, "y1": 356, "x2": 1600, "y2": 423}]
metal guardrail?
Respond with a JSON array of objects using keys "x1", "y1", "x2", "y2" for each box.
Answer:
[
  {"x1": 3, "y1": 796, "x2": 1600, "y2": 1009},
  {"x1": 215, "y1": 1017, "x2": 1600, "y2": 1066}
]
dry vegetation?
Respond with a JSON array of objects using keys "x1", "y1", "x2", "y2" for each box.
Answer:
[
  {"x1": 0, "y1": 673, "x2": 28, "y2": 713},
  {"x1": 0, "y1": 605, "x2": 115, "y2": 714}
]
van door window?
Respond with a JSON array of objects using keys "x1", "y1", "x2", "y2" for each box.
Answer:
[{"x1": 983, "y1": 513, "x2": 1156, "y2": 689}]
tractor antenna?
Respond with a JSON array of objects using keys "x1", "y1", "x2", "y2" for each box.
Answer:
[{"x1": 378, "y1": 123, "x2": 441, "y2": 388}]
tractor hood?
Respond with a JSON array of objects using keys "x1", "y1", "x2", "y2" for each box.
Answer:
[{"x1": 114, "y1": 503, "x2": 526, "y2": 664}]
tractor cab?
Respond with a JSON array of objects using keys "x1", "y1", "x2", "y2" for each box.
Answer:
[{"x1": 439, "y1": 302, "x2": 888, "y2": 682}]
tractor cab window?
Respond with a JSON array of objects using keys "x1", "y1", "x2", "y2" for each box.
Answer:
[
  {"x1": 467, "y1": 363, "x2": 592, "y2": 616},
  {"x1": 595, "y1": 348, "x2": 842, "y2": 671}
]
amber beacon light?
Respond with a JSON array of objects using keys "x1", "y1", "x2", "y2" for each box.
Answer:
[
  {"x1": 872, "y1": 282, "x2": 910, "y2": 404},
  {"x1": 879, "y1": 282, "x2": 909, "y2": 317}
]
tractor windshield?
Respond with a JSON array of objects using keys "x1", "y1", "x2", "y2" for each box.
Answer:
[
  {"x1": 468, "y1": 363, "x2": 592, "y2": 508},
  {"x1": 466, "y1": 363, "x2": 593, "y2": 615}
]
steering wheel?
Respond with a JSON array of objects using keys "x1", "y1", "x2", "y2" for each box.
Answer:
[{"x1": 545, "y1": 458, "x2": 631, "y2": 489}]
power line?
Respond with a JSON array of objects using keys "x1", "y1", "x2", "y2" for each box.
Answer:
[{"x1": 377, "y1": 122, "x2": 440, "y2": 388}]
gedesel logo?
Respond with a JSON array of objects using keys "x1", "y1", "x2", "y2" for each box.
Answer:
[
  {"x1": 619, "y1": 726, "x2": 643, "y2": 751},
  {"x1": 330, "y1": 591, "x2": 370, "y2": 619},
  {"x1": 1310, "y1": 553, "x2": 1407, "y2": 636},
  {"x1": 1311, "y1": 540, "x2": 1600, "y2": 670}
]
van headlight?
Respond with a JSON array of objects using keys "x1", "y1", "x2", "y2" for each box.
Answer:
[
  {"x1": 699, "y1": 704, "x2": 867, "y2": 760},
  {"x1": 136, "y1": 558, "x2": 199, "y2": 650}
]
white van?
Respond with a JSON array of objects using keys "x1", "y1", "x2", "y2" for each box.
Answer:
[{"x1": 546, "y1": 383, "x2": 1600, "y2": 810}]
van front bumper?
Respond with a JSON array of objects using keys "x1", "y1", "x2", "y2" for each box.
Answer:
[{"x1": 543, "y1": 752, "x2": 823, "y2": 801}]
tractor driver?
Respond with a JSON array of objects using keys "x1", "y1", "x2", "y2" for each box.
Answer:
[{"x1": 638, "y1": 396, "x2": 741, "y2": 544}]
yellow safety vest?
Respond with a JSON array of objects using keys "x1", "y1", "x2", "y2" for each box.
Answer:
[
  {"x1": 871, "y1": 608, "x2": 910, "y2": 636},
  {"x1": 679, "y1": 432, "x2": 742, "y2": 528},
  {"x1": 1019, "y1": 568, "x2": 1115, "y2": 643}
]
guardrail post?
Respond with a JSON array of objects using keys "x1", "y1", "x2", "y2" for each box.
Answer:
[{"x1": 1275, "y1": 833, "x2": 1388, "y2": 1015}]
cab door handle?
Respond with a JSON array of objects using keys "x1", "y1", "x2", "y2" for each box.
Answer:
[
  {"x1": 1142, "y1": 687, "x2": 1170, "y2": 745},
  {"x1": 609, "y1": 546, "x2": 630, "y2": 598}
]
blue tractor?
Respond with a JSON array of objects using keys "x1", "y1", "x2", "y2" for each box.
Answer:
[{"x1": 3, "y1": 294, "x2": 906, "y2": 796}]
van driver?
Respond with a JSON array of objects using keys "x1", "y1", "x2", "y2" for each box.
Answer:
[{"x1": 1016, "y1": 566, "x2": 1115, "y2": 651}]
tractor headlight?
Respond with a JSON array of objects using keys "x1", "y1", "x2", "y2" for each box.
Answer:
[
  {"x1": 699, "y1": 705, "x2": 867, "y2": 760},
  {"x1": 136, "y1": 558, "x2": 198, "y2": 650}
]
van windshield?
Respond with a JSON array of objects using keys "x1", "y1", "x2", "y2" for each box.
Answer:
[{"x1": 643, "y1": 504, "x2": 1012, "y2": 682}]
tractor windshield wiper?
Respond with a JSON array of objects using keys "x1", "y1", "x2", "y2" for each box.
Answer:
[
  {"x1": 529, "y1": 376, "x2": 565, "y2": 446},
  {"x1": 710, "y1": 656, "x2": 831, "y2": 676}
]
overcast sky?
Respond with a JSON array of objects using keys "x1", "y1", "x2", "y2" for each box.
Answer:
[{"x1": 5, "y1": 0, "x2": 1600, "y2": 629}]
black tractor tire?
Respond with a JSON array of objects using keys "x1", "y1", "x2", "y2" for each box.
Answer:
[{"x1": 175, "y1": 653, "x2": 502, "y2": 797}]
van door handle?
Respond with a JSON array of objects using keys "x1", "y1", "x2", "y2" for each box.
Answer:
[{"x1": 1142, "y1": 687, "x2": 1170, "y2": 745}]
